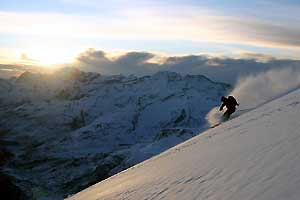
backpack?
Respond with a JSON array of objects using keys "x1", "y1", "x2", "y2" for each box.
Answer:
[{"x1": 228, "y1": 96, "x2": 238, "y2": 105}]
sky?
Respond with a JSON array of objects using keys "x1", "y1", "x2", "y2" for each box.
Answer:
[{"x1": 0, "y1": 0, "x2": 300, "y2": 76}]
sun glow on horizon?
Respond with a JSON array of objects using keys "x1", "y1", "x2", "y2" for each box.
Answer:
[{"x1": 14, "y1": 46, "x2": 85, "y2": 68}]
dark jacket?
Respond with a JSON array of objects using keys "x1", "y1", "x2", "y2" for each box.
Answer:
[{"x1": 220, "y1": 96, "x2": 239, "y2": 111}]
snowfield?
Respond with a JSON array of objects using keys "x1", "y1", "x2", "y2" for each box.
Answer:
[
  {"x1": 68, "y1": 88, "x2": 300, "y2": 200},
  {"x1": 0, "y1": 69, "x2": 230, "y2": 199}
]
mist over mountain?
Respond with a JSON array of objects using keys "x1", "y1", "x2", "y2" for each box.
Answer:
[{"x1": 2, "y1": 49, "x2": 300, "y2": 85}]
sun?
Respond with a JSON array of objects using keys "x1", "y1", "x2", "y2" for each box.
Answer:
[
  {"x1": 24, "y1": 49, "x2": 73, "y2": 66},
  {"x1": 19, "y1": 45, "x2": 84, "y2": 68}
]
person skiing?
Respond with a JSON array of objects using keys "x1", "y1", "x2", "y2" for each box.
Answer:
[{"x1": 219, "y1": 96, "x2": 239, "y2": 120}]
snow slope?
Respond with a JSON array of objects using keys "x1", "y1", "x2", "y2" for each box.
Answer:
[
  {"x1": 68, "y1": 88, "x2": 300, "y2": 200},
  {"x1": 0, "y1": 69, "x2": 230, "y2": 199}
]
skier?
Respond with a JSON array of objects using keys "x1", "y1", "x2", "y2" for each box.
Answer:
[{"x1": 219, "y1": 96, "x2": 239, "y2": 120}]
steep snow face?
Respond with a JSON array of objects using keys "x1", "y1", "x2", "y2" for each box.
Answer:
[
  {"x1": 68, "y1": 88, "x2": 300, "y2": 200},
  {"x1": 0, "y1": 69, "x2": 229, "y2": 199}
]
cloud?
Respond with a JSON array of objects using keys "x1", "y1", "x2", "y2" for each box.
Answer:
[
  {"x1": 0, "y1": 65, "x2": 24, "y2": 78},
  {"x1": 71, "y1": 49, "x2": 300, "y2": 84},
  {"x1": 239, "y1": 52, "x2": 275, "y2": 62},
  {"x1": 2, "y1": 48, "x2": 300, "y2": 86},
  {"x1": 20, "y1": 54, "x2": 36, "y2": 61},
  {"x1": 0, "y1": 64, "x2": 51, "y2": 79},
  {"x1": 76, "y1": 49, "x2": 110, "y2": 66},
  {"x1": 230, "y1": 19, "x2": 300, "y2": 48},
  {"x1": 73, "y1": 48, "x2": 159, "y2": 75},
  {"x1": 1, "y1": 9, "x2": 300, "y2": 49},
  {"x1": 20, "y1": 53, "x2": 39, "y2": 65}
]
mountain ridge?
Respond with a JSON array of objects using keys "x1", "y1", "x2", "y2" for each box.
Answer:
[
  {"x1": 0, "y1": 68, "x2": 230, "y2": 199},
  {"x1": 68, "y1": 87, "x2": 300, "y2": 200}
]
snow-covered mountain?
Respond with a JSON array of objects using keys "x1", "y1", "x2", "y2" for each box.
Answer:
[
  {"x1": 67, "y1": 87, "x2": 300, "y2": 200},
  {"x1": 0, "y1": 68, "x2": 230, "y2": 199}
]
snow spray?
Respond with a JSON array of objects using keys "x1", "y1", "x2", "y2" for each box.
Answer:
[{"x1": 206, "y1": 67, "x2": 300, "y2": 127}]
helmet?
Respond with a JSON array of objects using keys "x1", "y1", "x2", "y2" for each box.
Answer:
[{"x1": 221, "y1": 96, "x2": 226, "y2": 102}]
